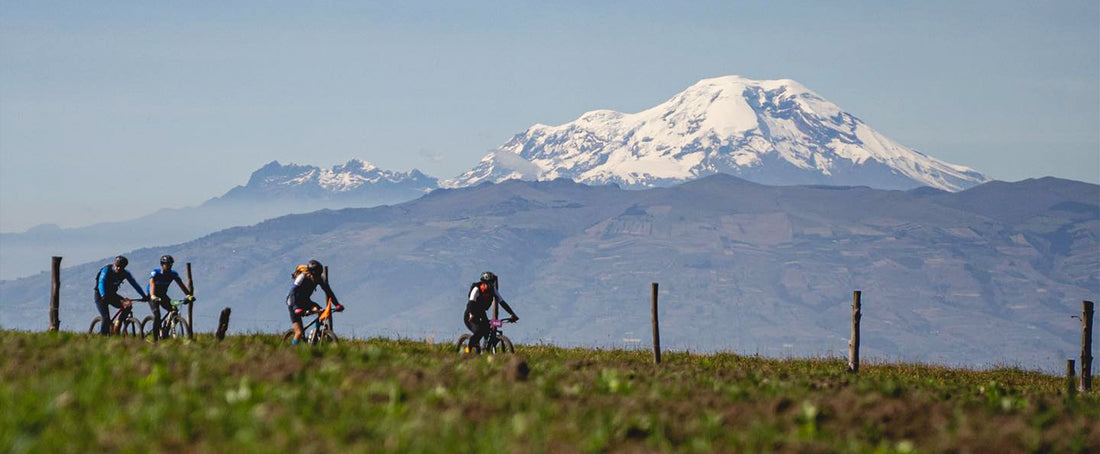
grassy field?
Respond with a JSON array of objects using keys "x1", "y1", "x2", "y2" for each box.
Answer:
[{"x1": 1, "y1": 331, "x2": 1097, "y2": 453}]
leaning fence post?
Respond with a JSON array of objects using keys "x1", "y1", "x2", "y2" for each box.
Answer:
[
  {"x1": 185, "y1": 262, "x2": 195, "y2": 339},
  {"x1": 49, "y1": 256, "x2": 62, "y2": 331},
  {"x1": 1081, "y1": 301, "x2": 1094, "y2": 393},
  {"x1": 651, "y1": 282, "x2": 661, "y2": 364},
  {"x1": 848, "y1": 290, "x2": 862, "y2": 373},
  {"x1": 215, "y1": 307, "x2": 231, "y2": 341}
]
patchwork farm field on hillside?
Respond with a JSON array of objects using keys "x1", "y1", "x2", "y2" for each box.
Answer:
[{"x1": 1, "y1": 331, "x2": 1097, "y2": 453}]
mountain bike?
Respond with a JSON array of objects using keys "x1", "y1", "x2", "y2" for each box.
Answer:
[
  {"x1": 282, "y1": 299, "x2": 339, "y2": 345},
  {"x1": 140, "y1": 298, "x2": 192, "y2": 340},
  {"x1": 88, "y1": 298, "x2": 144, "y2": 337},
  {"x1": 455, "y1": 318, "x2": 515, "y2": 354}
]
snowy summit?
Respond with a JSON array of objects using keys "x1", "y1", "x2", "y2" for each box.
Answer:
[{"x1": 447, "y1": 75, "x2": 989, "y2": 191}]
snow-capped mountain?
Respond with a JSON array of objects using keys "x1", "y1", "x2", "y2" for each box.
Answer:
[
  {"x1": 448, "y1": 75, "x2": 989, "y2": 191},
  {"x1": 210, "y1": 158, "x2": 439, "y2": 202}
]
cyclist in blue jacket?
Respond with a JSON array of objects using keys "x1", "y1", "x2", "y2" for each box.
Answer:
[
  {"x1": 94, "y1": 255, "x2": 148, "y2": 335},
  {"x1": 147, "y1": 255, "x2": 195, "y2": 340}
]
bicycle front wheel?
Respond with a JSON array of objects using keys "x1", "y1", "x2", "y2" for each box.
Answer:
[
  {"x1": 168, "y1": 316, "x2": 189, "y2": 339},
  {"x1": 122, "y1": 318, "x2": 140, "y2": 338},
  {"x1": 320, "y1": 329, "x2": 338, "y2": 344}
]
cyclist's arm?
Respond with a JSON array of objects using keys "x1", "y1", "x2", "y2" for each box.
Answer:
[
  {"x1": 498, "y1": 300, "x2": 518, "y2": 319},
  {"x1": 97, "y1": 267, "x2": 109, "y2": 296},
  {"x1": 468, "y1": 286, "x2": 481, "y2": 304},
  {"x1": 174, "y1": 276, "x2": 192, "y2": 296},
  {"x1": 125, "y1": 272, "x2": 147, "y2": 299},
  {"x1": 319, "y1": 279, "x2": 338, "y2": 305}
]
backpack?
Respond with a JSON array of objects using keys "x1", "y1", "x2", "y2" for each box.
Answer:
[{"x1": 291, "y1": 264, "x2": 311, "y2": 279}]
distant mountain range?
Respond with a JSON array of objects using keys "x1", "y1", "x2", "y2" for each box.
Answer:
[
  {"x1": 1, "y1": 75, "x2": 995, "y2": 280},
  {"x1": 0, "y1": 159, "x2": 436, "y2": 280},
  {"x1": 2, "y1": 175, "x2": 1095, "y2": 371},
  {"x1": 447, "y1": 76, "x2": 989, "y2": 191}
]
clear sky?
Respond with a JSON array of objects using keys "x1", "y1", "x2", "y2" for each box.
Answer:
[{"x1": 2, "y1": 1, "x2": 1097, "y2": 233}]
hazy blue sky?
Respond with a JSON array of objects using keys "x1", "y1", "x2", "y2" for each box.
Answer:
[{"x1": 2, "y1": 1, "x2": 1097, "y2": 232}]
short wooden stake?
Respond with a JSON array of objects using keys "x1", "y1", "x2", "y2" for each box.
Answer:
[
  {"x1": 215, "y1": 307, "x2": 231, "y2": 341},
  {"x1": 1067, "y1": 359, "x2": 1077, "y2": 398},
  {"x1": 651, "y1": 282, "x2": 661, "y2": 364},
  {"x1": 848, "y1": 290, "x2": 862, "y2": 374},
  {"x1": 184, "y1": 263, "x2": 195, "y2": 339},
  {"x1": 1081, "y1": 301, "x2": 1094, "y2": 393},
  {"x1": 323, "y1": 265, "x2": 329, "y2": 285},
  {"x1": 49, "y1": 256, "x2": 62, "y2": 331},
  {"x1": 493, "y1": 275, "x2": 500, "y2": 320}
]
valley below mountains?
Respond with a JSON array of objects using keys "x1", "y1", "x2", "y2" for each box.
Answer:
[{"x1": 2, "y1": 175, "x2": 1096, "y2": 372}]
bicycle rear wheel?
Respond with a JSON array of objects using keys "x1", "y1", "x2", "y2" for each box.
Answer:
[
  {"x1": 455, "y1": 334, "x2": 472, "y2": 353},
  {"x1": 88, "y1": 317, "x2": 103, "y2": 334},
  {"x1": 140, "y1": 316, "x2": 155, "y2": 340}
]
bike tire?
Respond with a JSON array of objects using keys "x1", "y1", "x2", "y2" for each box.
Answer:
[
  {"x1": 140, "y1": 316, "x2": 155, "y2": 341},
  {"x1": 168, "y1": 316, "x2": 190, "y2": 338},
  {"x1": 497, "y1": 335, "x2": 515, "y2": 354},
  {"x1": 320, "y1": 329, "x2": 338, "y2": 344},
  {"x1": 89, "y1": 317, "x2": 103, "y2": 334},
  {"x1": 455, "y1": 334, "x2": 472, "y2": 353},
  {"x1": 282, "y1": 329, "x2": 295, "y2": 345},
  {"x1": 124, "y1": 318, "x2": 141, "y2": 338}
]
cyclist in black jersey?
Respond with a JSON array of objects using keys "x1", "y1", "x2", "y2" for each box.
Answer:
[
  {"x1": 464, "y1": 271, "x2": 518, "y2": 353},
  {"x1": 286, "y1": 260, "x2": 344, "y2": 345},
  {"x1": 147, "y1": 255, "x2": 195, "y2": 340}
]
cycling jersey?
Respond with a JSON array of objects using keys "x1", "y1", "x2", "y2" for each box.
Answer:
[
  {"x1": 467, "y1": 282, "x2": 506, "y2": 313},
  {"x1": 147, "y1": 268, "x2": 181, "y2": 298},
  {"x1": 96, "y1": 265, "x2": 146, "y2": 299}
]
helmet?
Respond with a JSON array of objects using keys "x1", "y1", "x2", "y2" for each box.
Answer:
[
  {"x1": 160, "y1": 255, "x2": 174, "y2": 265},
  {"x1": 480, "y1": 271, "x2": 497, "y2": 284},
  {"x1": 114, "y1": 255, "x2": 128, "y2": 268},
  {"x1": 307, "y1": 260, "x2": 323, "y2": 275}
]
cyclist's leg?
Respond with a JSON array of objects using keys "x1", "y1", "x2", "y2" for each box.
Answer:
[
  {"x1": 466, "y1": 310, "x2": 490, "y2": 352},
  {"x1": 287, "y1": 296, "x2": 306, "y2": 343},
  {"x1": 94, "y1": 290, "x2": 112, "y2": 335},
  {"x1": 148, "y1": 298, "x2": 162, "y2": 341}
]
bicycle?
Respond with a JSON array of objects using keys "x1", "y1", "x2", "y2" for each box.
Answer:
[
  {"x1": 455, "y1": 318, "x2": 515, "y2": 354},
  {"x1": 282, "y1": 299, "x2": 339, "y2": 345},
  {"x1": 88, "y1": 298, "x2": 144, "y2": 337},
  {"x1": 140, "y1": 298, "x2": 192, "y2": 340}
]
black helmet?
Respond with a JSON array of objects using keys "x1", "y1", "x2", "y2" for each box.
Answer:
[
  {"x1": 480, "y1": 271, "x2": 497, "y2": 284},
  {"x1": 307, "y1": 260, "x2": 323, "y2": 275},
  {"x1": 114, "y1": 255, "x2": 128, "y2": 268},
  {"x1": 160, "y1": 255, "x2": 174, "y2": 265}
]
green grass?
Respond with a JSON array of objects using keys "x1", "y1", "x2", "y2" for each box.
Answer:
[{"x1": 1, "y1": 331, "x2": 1097, "y2": 453}]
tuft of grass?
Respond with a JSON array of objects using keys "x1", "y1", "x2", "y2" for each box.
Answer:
[{"x1": 1, "y1": 330, "x2": 1097, "y2": 453}]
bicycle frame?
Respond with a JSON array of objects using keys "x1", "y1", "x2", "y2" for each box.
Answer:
[{"x1": 293, "y1": 299, "x2": 337, "y2": 345}]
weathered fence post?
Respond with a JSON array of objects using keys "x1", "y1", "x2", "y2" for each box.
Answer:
[
  {"x1": 1081, "y1": 301, "x2": 1094, "y2": 392},
  {"x1": 323, "y1": 265, "x2": 329, "y2": 285},
  {"x1": 49, "y1": 256, "x2": 61, "y2": 331},
  {"x1": 186, "y1": 262, "x2": 194, "y2": 339},
  {"x1": 848, "y1": 290, "x2": 862, "y2": 374},
  {"x1": 651, "y1": 282, "x2": 661, "y2": 364},
  {"x1": 1067, "y1": 359, "x2": 1077, "y2": 398},
  {"x1": 215, "y1": 307, "x2": 231, "y2": 341}
]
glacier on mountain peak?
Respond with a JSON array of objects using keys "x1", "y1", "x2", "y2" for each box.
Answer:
[{"x1": 448, "y1": 75, "x2": 988, "y2": 192}]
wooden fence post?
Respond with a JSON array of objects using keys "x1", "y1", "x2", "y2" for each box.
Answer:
[
  {"x1": 1067, "y1": 359, "x2": 1077, "y2": 398},
  {"x1": 651, "y1": 282, "x2": 661, "y2": 364},
  {"x1": 848, "y1": 290, "x2": 862, "y2": 373},
  {"x1": 323, "y1": 265, "x2": 329, "y2": 285},
  {"x1": 186, "y1": 262, "x2": 194, "y2": 339},
  {"x1": 49, "y1": 256, "x2": 61, "y2": 331},
  {"x1": 215, "y1": 308, "x2": 231, "y2": 341},
  {"x1": 1082, "y1": 301, "x2": 1094, "y2": 393},
  {"x1": 493, "y1": 276, "x2": 500, "y2": 320}
]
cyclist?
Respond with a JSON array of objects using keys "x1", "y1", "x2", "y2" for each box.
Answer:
[
  {"x1": 94, "y1": 255, "x2": 148, "y2": 335},
  {"x1": 464, "y1": 271, "x2": 518, "y2": 353},
  {"x1": 286, "y1": 259, "x2": 344, "y2": 345},
  {"x1": 147, "y1": 255, "x2": 195, "y2": 340}
]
